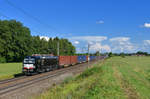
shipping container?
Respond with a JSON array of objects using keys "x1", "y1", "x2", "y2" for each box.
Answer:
[
  {"x1": 98, "y1": 56, "x2": 104, "y2": 60},
  {"x1": 77, "y1": 56, "x2": 82, "y2": 63},
  {"x1": 89, "y1": 56, "x2": 96, "y2": 61},
  {"x1": 77, "y1": 55, "x2": 87, "y2": 63},
  {"x1": 70, "y1": 56, "x2": 77, "y2": 65},
  {"x1": 59, "y1": 56, "x2": 71, "y2": 67},
  {"x1": 82, "y1": 55, "x2": 87, "y2": 62},
  {"x1": 86, "y1": 56, "x2": 89, "y2": 61}
]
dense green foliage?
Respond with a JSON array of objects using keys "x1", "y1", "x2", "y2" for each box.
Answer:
[
  {"x1": 108, "y1": 51, "x2": 150, "y2": 57},
  {"x1": 108, "y1": 52, "x2": 113, "y2": 57},
  {"x1": 0, "y1": 20, "x2": 76, "y2": 63},
  {"x1": 136, "y1": 51, "x2": 148, "y2": 55}
]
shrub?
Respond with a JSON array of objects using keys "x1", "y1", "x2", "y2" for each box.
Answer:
[
  {"x1": 77, "y1": 66, "x2": 101, "y2": 79},
  {"x1": 0, "y1": 57, "x2": 6, "y2": 63},
  {"x1": 108, "y1": 52, "x2": 113, "y2": 57}
]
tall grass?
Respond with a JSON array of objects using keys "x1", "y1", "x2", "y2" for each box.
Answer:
[{"x1": 33, "y1": 56, "x2": 150, "y2": 99}]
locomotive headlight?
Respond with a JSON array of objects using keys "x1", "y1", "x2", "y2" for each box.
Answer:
[{"x1": 24, "y1": 64, "x2": 35, "y2": 69}]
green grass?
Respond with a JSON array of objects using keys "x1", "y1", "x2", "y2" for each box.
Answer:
[
  {"x1": 33, "y1": 56, "x2": 150, "y2": 99},
  {"x1": 0, "y1": 63, "x2": 22, "y2": 80}
]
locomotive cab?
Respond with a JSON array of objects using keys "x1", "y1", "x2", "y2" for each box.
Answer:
[{"x1": 23, "y1": 56, "x2": 36, "y2": 75}]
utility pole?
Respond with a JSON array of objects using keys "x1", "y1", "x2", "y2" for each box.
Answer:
[
  {"x1": 88, "y1": 43, "x2": 90, "y2": 68},
  {"x1": 82, "y1": 47, "x2": 84, "y2": 54},
  {"x1": 99, "y1": 48, "x2": 101, "y2": 56},
  {"x1": 82, "y1": 47, "x2": 86, "y2": 54},
  {"x1": 57, "y1": 41, "x2": 59, "y2": 56}
]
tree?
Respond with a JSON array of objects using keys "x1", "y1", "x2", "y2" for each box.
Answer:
[
  {"x1": 94, "y1": 51, "x2": 100, "y2": 56},
  {"x1": 0, "y1": 20, "x2": 76, "y2": 63},
  {"x1": 120, "y1": 53, "x2": 125, "y2": 58},
  {"x1": 136, "y1": 51, "x2": 148, "y2": 56},
  {"x1": 0, "y1": 20, "x2": 32, "y2": 62},
  {"x1": 108, "y1": 52, "x2": 113, "y2": 57}
]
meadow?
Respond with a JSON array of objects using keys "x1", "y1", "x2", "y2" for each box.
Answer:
[
  {"x1": 0, "y1": 63, "x2": 22, "y2": 80},
  {"x1": 34, "y1": 56, "x2": 150, "y2": 99}
]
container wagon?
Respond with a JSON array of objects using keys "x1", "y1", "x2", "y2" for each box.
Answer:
[
  {"x1": 59, "y1": 56, "x2": 71, "y2": 67},
  {"x1": 70, "y1": 56, "x2": 77, "y2": 65}
]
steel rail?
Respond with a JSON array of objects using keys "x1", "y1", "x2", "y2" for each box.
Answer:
[
  {"x1": 0, "y1": 58, "x2": 106, "y2": 96},
  {"x1": 0, "y1": 60, "x2": 98, "y2": 95},
  {"x1": 0, "y1": 76, "x2": 27, "y2": 84}
]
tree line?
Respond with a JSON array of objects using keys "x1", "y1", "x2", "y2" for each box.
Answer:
[
  {"x1": 0, "y1": 20, "x2": 76, "y2": 63},
  {"x1": 108, "y1": 51, "x2": 150, "y2": 58}
]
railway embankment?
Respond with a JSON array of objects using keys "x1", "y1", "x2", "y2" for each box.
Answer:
[
  {"x1": 0, "y1": 59, "x2": 101, "y2": 99},
  {"x1": 33, "y1": 56, "x2": 150, "y2": 99}
]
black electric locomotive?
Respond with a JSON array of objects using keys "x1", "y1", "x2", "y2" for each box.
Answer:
[{"x1": 22, "y1": 56, "x2": 59, "y2": 75}]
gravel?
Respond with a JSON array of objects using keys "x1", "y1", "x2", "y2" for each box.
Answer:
[{"x1": 0, "y1": 60, "x2": 100, "y2": 99}]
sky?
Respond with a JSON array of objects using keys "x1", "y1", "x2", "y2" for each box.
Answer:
[{"x1": 0, "y1": 0, "x2": 150, "y2": 53}]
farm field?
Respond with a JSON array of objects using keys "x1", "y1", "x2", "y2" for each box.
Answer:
[
  {"x1": 34, "y1": 56, "x2": 150, "y2": 99},
  {"x1": 0, "y1": 63, "x2": 22, "y2": 80}
]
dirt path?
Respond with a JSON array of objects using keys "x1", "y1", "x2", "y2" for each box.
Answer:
[{"x1": 112, "y1": 64, "x2": 139, "y2": 99}]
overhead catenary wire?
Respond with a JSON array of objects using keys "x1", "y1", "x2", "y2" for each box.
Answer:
[
  {"x1": 2, "y1": 0, "x2": 69, "y2": 55},
  {"x1": 4, "y1": 0, "x2": 60, "y2": 36},
  {"x1": 0, "y1": 9, "x2": 44, "y2": 36},
  {"x1": 0, "y1": 11, "x2": 61, "y2": 55}
]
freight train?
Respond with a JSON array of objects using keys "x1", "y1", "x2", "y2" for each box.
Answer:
[{"x1": 22, "y1": 55, "x2": 107, "y2": 75}]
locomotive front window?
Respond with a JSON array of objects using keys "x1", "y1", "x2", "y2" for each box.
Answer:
[{"x1": 24, "y1": 58, "x2": 35, "y2": 64}]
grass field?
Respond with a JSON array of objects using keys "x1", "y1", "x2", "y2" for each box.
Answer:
[
  {"x1": 34, "y1": 56, "x2": 150, "y2": 99},
  {"x1": 0, "y1": 63, "x2": 22, "y2": 80}
]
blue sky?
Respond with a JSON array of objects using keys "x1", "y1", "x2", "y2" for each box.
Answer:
[{"x1": 0, "y1": 0, "x2": 150, "y2": 53}]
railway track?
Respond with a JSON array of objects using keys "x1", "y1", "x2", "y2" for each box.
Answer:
[
  {"x1": 0, "y1": 66, "x2": 79, "y2": 95},
  {"x1": 0, "y1": 58, "x2": 105, "y2": 96},
  {"x1": 0, "y1": 76, "x2": 27, "y2": 84}
]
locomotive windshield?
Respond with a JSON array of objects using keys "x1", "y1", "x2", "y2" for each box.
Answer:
[{"x1": 23, "y1": 58, "x2": 35, "y2": 64}]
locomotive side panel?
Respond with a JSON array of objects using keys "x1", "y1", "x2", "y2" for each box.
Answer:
[
  {"x1": 23, "y1": 56, "x2": 59, "y2": 75},
  {"x1": 37, "y1": 57, "x2": 59, "y2": 72}
]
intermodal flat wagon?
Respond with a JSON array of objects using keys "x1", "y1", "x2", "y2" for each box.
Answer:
[
  {"x1": 70, "y1": 56, "x2": 77, "y2": 65},
  {"x1": 59, "y1": 56, "x2": 71, "y2": 67}
]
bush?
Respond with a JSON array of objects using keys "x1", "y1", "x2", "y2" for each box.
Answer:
[
  {"x1": 0, "y1": 57, "x2": 6, "y2": 63},
  {"x1": 63, "y1": 76, "x2": 75, "y2": 84},
  {"x1": 108, "y1": 52, "x2": 113, "y2": 57},
  {"x1": 77, "y1": 66, "x2": 101, "y2": 79},
  {"x1": 120, "y1": 53, "x2": 125, "y2": 58}
]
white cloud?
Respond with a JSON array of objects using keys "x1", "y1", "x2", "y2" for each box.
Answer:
[
  {"x1": 142, "y1": 40, "x2": 150, "y2": 51},
  {"x1": 71, "y1": 36, "x2": 107, "y2": 42},
  {"x1": 109, "y1": 37, "x2": 136, "y2": 52},
  {"x1": 70, "y1": 36, "x2": 141, "y2": 53},
  {"x1": 144, "y1": 40, "x2": 150, "y2": 46},
  {"x1": 70, "y1": 36, "x2": 109, "y2": 53},
  {"x1": 40, "y1": 36, "x2": 50, "y2": 41},
  {"x1": 90, "y1": 43, "x2": 111, "y2": 52},
  {"x1": 96, "y1": 20, "x2": 104, "y2": 24},
  {"x1": 74, "y1": 41, "x2": 79, "y2": 44},
  {"x1": 110, "y1": 37, "x2": 130, "y2": 42},
  {"x1": 144, "y1": 23, "x2": 150, "y2": 28}
]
